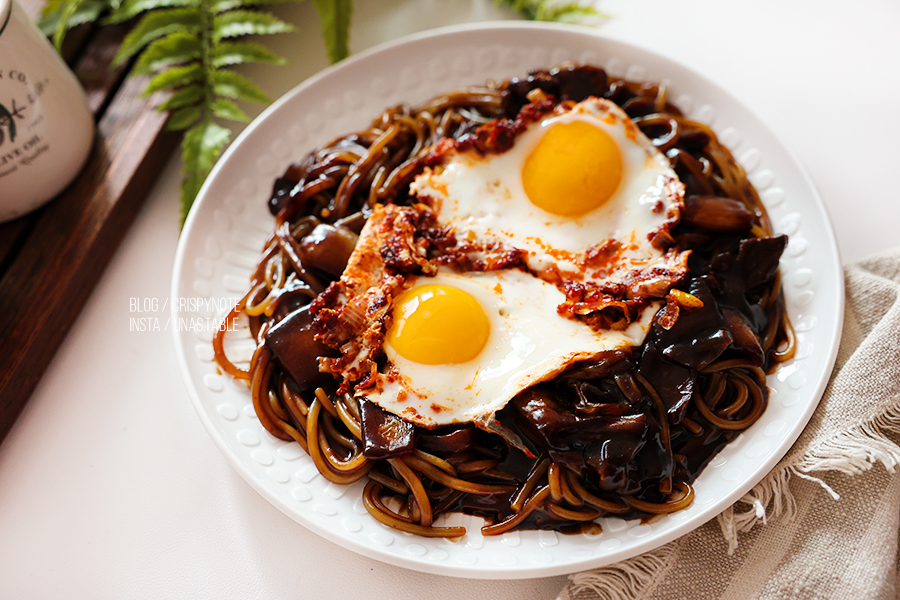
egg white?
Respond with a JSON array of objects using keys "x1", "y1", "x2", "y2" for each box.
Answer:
[{"x1": 362, "y1": 268, "x2": 658, "y2": 428}]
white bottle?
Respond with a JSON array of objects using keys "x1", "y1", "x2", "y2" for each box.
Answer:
[{"x1": 0, "y1": 0, "x2": 95, "y2": 222}]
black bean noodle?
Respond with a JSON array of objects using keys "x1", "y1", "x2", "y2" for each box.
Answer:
[{"x1": 213, "y1": 64, "x2": 795, "y2": 537}]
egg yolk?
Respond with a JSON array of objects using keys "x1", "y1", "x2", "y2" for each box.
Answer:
[
  {"x1": 387, "y1": 284, "x2": 490, "y2": 365},
  {"x1": 522, "y1": 120, "x2": 623, "y2": 216}
]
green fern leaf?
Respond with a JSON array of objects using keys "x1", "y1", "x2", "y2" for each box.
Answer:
[
  {"x1": 108, "y1": 0, "x2": 292, "y2": 226},
  {"x1": 133, "y1": 32, "x2": 202, "y2": 74},
  {"x1": 213, "y1": 40, "x2": 285, "y2": 67},
  {"x1": 497, "y1": 0, "x2": 599, "y2": 21},
  {"x1": 181, "y1": 120, "x2": 232, "y2": 223},
  {"x1": 39, "y1": 0, "x2": 109, "y2": 49},
  {"x1": 166, "y1": 106, "x2": 203, "y2": 131},
  {"x1": 114, "y1": 7, "x2": 202, "y2": 65},
  {"x1": 212, "y1": 10, "x2": 293, "y2": 40},
  {"x1": 312, "y1": 0, "x2": 351, "y2": 63},
  {"x1": 66, "y1": 0, "x2": 108, "y2": 26},
  {"x1": 143, "y1": 63, "x2": 204, "y2": 95},
  {"x1": 39, "y1": 0, "x2": 69, "y2": 21},
  {"x1": 211, "y1": 0, "x2": 295, "y2": 12},
  {"x1": 539, "y1": 3, "x2": 599, "y2": 22},
  {"x1": 157, "y1": 84, "x2": 205, "y2": 111},
  {"x1": 52, "y1": 0, "x2": 85, "y2": 49},
  {"x1": 211, "y1": 98, "x2": 250, "y2": 122},
  {"x1": 105, "y1": 0, "x2": 196, "y2": 24},
  {"x1": 166, "y1": 105, "x2": 203, "y2": 130},
  {"x1": 210, "y1": 69, "x2": 270, "y2": 103}
]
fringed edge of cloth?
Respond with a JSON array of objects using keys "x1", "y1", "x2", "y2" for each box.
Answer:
[
  {"x1": 716, "y1": 394, "x2": 900, "y2": 554},
  {"x1": 561, "y1": 543, "x2": 678, "y2": 600}
]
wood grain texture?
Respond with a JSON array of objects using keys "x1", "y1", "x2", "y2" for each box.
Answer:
[
  {"x1": 0, "y1": 8, "x2": 180, "y2": 444},
  {"x1": 74, "y1": 23, "x2": 132, "y2": 114},
  {"x1": 0, "y1": 216, "x2": 36, "y2": 269}
]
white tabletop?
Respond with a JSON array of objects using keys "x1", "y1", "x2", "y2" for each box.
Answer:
[{"x1": 2, "y1": 0, "x2": 898, "y2": 598}]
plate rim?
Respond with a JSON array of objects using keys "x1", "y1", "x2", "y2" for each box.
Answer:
[{"x1": 171, "y1": 20, "x2": 844, "y2": 579}]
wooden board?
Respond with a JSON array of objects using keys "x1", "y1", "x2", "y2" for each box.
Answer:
[{"x1": 0, "y1": 1, "x2": 180, "y2": 445}]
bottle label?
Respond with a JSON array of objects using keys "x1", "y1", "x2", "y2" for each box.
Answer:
[{"x1": 0, "y1": 67, "x2": 52, "y2": 180}]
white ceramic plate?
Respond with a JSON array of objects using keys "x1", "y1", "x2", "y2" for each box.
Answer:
[{"x1": 172, "y1": 22, "x2": 843, "y2": 579}]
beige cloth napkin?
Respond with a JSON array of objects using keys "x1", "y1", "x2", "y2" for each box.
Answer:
[{"x1": 559, "y1": 248, "x2": 900, "y2": 600}]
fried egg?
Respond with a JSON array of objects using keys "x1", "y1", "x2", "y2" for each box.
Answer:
[
  {"x1": 411, "y1": 97, "x2": 684, "y2": 283},
  {"x1": 332, "y1": 97, "x2": 687, "y2": 429},
  {"x1": 363, "y1": 268, "x2": 658, "y2": 428}
]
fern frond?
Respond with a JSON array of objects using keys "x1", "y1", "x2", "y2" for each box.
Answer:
[
  {"x1": 213, "y1": 40, "x2": 286, "y2": 67},
  {"x1": 209, "y1": 69, "x2": 271, "y2": 103},
  {"x1": 212, "y1": 10, "x2": 293, "y2": 40},
  {"x1": 114, "y1": 7, "x2": 202, "y2": 65},
  {"x1": 39, "y1": 0, "x2": 70, "y2": 22},
  {"x1": 112, "y1": 0, "x2": 293, "y2": 223},
  {"x1": 105, "y1": 0, "x2": 196, "y2": 24},
  {"x1": 539, "y1": 3, "x2": 599, "y2": 22},
  {"x1": 211, "y1": 0, "x2": 297, "y2": 12},
  {"x1": 133, "y1": 31, "x2": 202, "y2": 74},
  {"x1": 52, "y1": 0, "x2": 84, "y2": 48},
  {"x1": 142, "y1": 63, "x2": 204, "y2": 95},
  {"x1": 39, "y1": 0, "x2": 111, "y2": 50},
  {"x1": 181, "y1": 120, "x2": 232, "y2": 222},
  {"x1": 166, "y1": 105, "x2": 203, "y2": 130},
  {"x1": 498, "y1": 0, "x2": 600, "y2": 22},
  {"x1": 157, "y1": 84, "x2": 204, "y2": 111},
  {"x1": 312, "y1": 0, "x2": 352, "y2": 63},
  {"x1": 211, "y1": 98, "x2": 250, "y2": 122}
]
